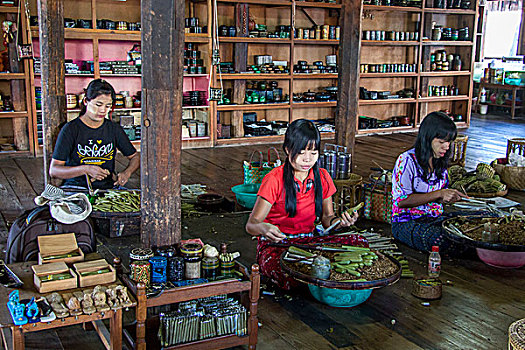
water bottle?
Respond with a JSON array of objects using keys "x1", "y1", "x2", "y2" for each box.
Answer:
[{"x1": 428, "y1": 246, "x2": 441, "y2": 278}]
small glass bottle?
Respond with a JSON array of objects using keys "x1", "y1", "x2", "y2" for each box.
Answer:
[{"x1": 428, "y1": 246, "x2": 441, "y2": 278}]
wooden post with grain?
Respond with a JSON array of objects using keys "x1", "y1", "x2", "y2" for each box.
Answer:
[
  {"x1": 335, "y1": 0, "x2": 361, "y2": 161},
  {"x1": 38, "y1": 0, "x2": 66, "y2": 184},
  {"x1": 140, "y1": 0, "x2": 184, "y2": 247}
]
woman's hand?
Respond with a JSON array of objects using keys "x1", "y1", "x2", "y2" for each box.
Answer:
[
  {"x1": 439, "y1": 188, "x2": 465, "y2": 204},
  {"x1": 339, "y1": 210, "x2": 359, "y2": 228},
  {"x1": 260, "y1": 223, "x2": 286, "y2": 242},
  {"x1": 114, "y1": 171, "x2": 131, "y2": 186},
  {"x1": 83, "y1": 165, "x2": 110, "y2": 181}
]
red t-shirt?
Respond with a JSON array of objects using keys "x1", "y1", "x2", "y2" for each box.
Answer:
[{"x1": 257, "y1": 165, "x2": 336, "y2": 235}]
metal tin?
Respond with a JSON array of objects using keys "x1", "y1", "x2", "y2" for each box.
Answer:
[
  {"x1": 202, "y1": 257, "x2": 219, "y2": 279},
  {"x1": 322, "y1": 25, "x2": 329, "y2": 40},
  {"x1": 335, "y1": 26, "x2": 340, "y2": 40},
  {"x1": 130, "y1": 247, "x2": 154, "y2": 261},
  {"x1": 149, "y1": 256, "x2": 167, "y2": 284},
  {"x1": 130, "y1": 260, "x2": 151, "y2": 286},
  {"x1": 168, "y1": 256, "x2": 185, "y2": 282},
  {"x1": 329, "y1": 26, "x2": 336, "y2": 40},
  {"x1": 303, "y1": 29, "x2": 309, "y2": 39}
]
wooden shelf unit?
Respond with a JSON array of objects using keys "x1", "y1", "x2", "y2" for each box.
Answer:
[
  {"x1": 214, "y1": 0, "x2": 342, "y2": 144},
  {"x1": 0, "y1": 2, "x2": 35, "y2": 157},
  {"x1": 358, "y1": 0, "x2": 479, "y2": 130},
  {"x1": 122, "y1": 263, "x2": 260, "y2": 350},
  {"x1": 28, "y1": 0, "x2": 215, "y2": 151}
]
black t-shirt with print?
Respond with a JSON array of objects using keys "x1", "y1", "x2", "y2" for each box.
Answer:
[{"x1": 52, "y1": 118, "x2": 137, "y2": 189}]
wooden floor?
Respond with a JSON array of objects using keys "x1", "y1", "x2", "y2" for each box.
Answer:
[{"x1": 0, "y1": 113, "x2": 524, "y2": 349}]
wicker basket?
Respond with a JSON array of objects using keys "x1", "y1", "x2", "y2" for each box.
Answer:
[
  {"x1": 333, "y1": 173, "x2": 363, "y2": 216},
  {"x1": 494, "y1": 163, "x2": 525, "y2": 191},
  {"x1": 509, "y1": 318, "x2": 525, "y2": 350}
]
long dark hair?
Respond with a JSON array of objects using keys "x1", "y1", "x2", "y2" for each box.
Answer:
[
  {"x1": 283, "y1": 119, "x2": 323, "y2": 218},
  {"x1": 414, "y1": 111, "x2": 457, "y2": 181},
  {"x1": 79, "y1": 79, "x2": 116, "y2": 116}
]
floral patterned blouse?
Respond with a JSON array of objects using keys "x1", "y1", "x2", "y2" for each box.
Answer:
[{"x1": 392, "y1": 148, "x2": 448, "y2": 223}]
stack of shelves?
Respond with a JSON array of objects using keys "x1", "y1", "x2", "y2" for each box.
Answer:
[
  {"x1": 0, "y1": 3, "x2": 34, "y2": 157},
  {"x1": 358, "y1": 0, "x2": 478, "y2": 135},
  {"x1": 214, "y1": 0, "x2": 341, "y2": 145},
  {"x1": 28, "y1": 0, "x2": 215, "y2": 152}
]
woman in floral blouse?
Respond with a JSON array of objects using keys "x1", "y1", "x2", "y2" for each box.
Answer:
[{"x1": 391, "y1": 111, "x2": 466, "y2": 252}]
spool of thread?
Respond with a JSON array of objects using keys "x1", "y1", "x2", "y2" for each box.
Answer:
[{"x1": 130, "y1": 260, "x2": 151, "y2": 286}]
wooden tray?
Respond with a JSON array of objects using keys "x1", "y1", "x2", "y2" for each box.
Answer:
[
  {"x1": 466, "y1": 189, "x2": 508, "y2": 198},
  {"x1": 442, "y1": 216, "x2": 525, "y2": 252},
  {"x1": 280, "y1": 252, "x2": 401, "y2": 290}
]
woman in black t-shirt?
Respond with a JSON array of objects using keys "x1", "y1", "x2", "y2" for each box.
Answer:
[{"x1": 50, "y1": 79, "x2": 140, "y2": 189}]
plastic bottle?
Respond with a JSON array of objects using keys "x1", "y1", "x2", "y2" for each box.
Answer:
[
  {"x1": 480, "y1": 87, "x2": 487, "y2": 103},
  {"x1": 428, "y1": 246, "x2": 441, "y2": 278}
]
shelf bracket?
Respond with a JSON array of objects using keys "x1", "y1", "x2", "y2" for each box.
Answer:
[{"x1": 300, "y1": 9, "x2": 319, "y2": 27}]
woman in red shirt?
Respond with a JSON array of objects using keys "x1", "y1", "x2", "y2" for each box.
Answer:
[{"x1": 246, "y1": 119, "x2": 363, "y2": 289}]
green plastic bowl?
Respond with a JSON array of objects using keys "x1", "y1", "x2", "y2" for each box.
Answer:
[
  {"x1": 308, "y1": 285, "x2": 373, "y2": 308},
  {"x1": 231, "y1": 184, "x2": 260, "y2": 209}
]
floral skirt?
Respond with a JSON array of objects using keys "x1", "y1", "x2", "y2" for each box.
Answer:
[{"x1": 256, "y1": 234, "x2": 368, "y2": 290}]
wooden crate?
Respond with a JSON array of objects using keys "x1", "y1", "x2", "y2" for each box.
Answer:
[
  {"x1": 37, "y1": 233, "x2": 84, "y2": 265},
  {"x1": 74, "y1": 259, "x2": 116, "y2": 287},
  {"x1": 32, "y1": 262, "x2": 78, "y2": 293},
  {"x1": 91, "y1": 211, "x2": 140, "y2": 238}
]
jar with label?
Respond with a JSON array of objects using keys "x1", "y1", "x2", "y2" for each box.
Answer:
[
  {"x1": 149, "y1": 256, "x2": 168, "y2": 284},
  {"x1": 181, "y1": 243, "x2": 203, "y2": 279},
  {"x1": 129, "y1": 247, "x2": 154, "y2": 286},
  {"x1": 202, "y1": 256, "x2": 219, "y2": 279}
]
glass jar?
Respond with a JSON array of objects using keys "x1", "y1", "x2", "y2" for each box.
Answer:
[
  {"x1": 202, "y1": 256, "x2": 219, "y2": 279},
  {"x1": 311, "y1": 256, "x2": 331, "y2": 279},
  {"x1": 129, "y1": 248, "x2": 154, "y2": 286},
  {"x1": 181, "y1": 243, "x2": 203, "y2": 279}
]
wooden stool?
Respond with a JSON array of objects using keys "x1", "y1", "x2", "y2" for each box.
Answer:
[
  {"x1": 509, "y1": 318, "x2": 525, "y2": 350},
  {"x1": 507, "y1": 138, "x2": 525, "y2": 158},
  {"x1": 450, "y1": 134, "x2": 468, "y2": 167},
  {"x1": 333, "y1": 174, "x2": 363, "y2": 216}
]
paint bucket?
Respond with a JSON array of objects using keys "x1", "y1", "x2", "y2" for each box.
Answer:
[{"x1": 480, "y1": 104, "x2": 488, "y2": 115}]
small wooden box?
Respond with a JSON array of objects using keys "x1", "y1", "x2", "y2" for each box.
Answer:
[
  {"x1": 32, "y1": 262, "x2": 78, "y2": 293},
  {"x1": 38, "y1": 233, "x2": 85, "y2": 265},
  {"x1": 74, "y1": 259, "x2": 116, "y2": 287}
]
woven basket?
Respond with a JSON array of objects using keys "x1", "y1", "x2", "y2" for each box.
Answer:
[
  {"x1": 333, "y1": 173, "x2": 363, "y2": 216},
  {"x1": 509, "y1": 318, "x2": 525, "y2": 350},
  {"x1": 494, "y1": 163, "x2": 525, "y2": 191},
  {"x1": 466, "y1": 189, "x2": 508, "y2": 198}
]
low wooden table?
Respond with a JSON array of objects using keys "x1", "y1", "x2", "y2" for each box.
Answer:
[{"x1": 0, "y1": 261, "x2": 135, "y2": 350}]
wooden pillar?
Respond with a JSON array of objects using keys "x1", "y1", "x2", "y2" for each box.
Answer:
[
  {"x1": 335, "y1": 0, "x2": 361, "y2": 158},
  {"x1": 38, "y1": 0, "x2": 65, "y2": 184},
  {"x1": 7, "y1": 13, "x2": 29, "y2": 151},
  {"x1": 140, "y1": 0, "x2": 184, "y2": 247},
  {"x1": 518, "y1": 0, "x2": 525, "y2": 54}
]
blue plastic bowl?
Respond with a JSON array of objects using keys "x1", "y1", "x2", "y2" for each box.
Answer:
[
  {"x1": 308, "y1": 284, "x2": 373, "y2": 308},
  {"x1": 231, "y1": 184, "x2": 260, "y2": 209}
]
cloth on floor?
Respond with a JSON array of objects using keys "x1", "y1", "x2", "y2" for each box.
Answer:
[{"x1": 34, "y1": 184, "x2": 92, "y2": 224}]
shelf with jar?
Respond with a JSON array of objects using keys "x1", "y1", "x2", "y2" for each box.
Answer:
[
  {"x1": 357, "y1": 0, "x2": 477, "y2": 131},
  {"x1": 213, "y1": 0, "x2": 342, "y2": 143},
  {"x1": 29, "y1": 0, "x2": 217, "y2": 150}
]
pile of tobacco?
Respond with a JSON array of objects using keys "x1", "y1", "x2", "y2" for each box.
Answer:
[
  {"x1": 283, "y1": 246, "x2": 399, "y2": 282},
  {"x1": 448, "y1": 216, "x2": 525, "y2": 246}
]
